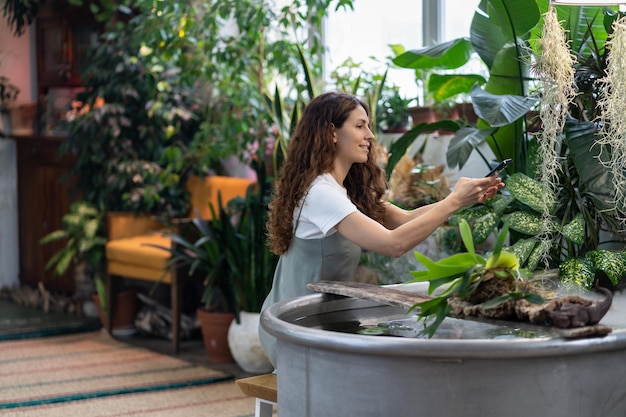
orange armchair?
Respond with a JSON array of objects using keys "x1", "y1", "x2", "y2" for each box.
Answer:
[{"x1": 104, "y1": 175, "x2": 256, "y2": 353}]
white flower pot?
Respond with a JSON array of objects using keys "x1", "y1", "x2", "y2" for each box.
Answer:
[{"x1": 227, "y1": 311, "x2": 273, "y2": 374}]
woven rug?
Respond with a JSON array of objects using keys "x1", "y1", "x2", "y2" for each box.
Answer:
[{"x1": 0, "y1": 331, "x2": 262, "y2": 417}]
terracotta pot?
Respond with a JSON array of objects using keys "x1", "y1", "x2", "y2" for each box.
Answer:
[
  {"x1": 408, "y1": 105, "x2": 459, "y2": 135},
  {"x1": 92, "y1": 288, "x2": 139, "y2": 336},
  {"x1": 455, "y1": 102, "x2": 478, "y2": 125},
  {"x1": 197, "y1": 307, "x2": 234, "y2": 363},
  {"x1": 408, "y1": 106, "x2": 437, "y2": 125}
]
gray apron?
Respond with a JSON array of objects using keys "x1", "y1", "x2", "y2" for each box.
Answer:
[{"x1": 259, "y1": 229, "x2": 361, "y2": 369}]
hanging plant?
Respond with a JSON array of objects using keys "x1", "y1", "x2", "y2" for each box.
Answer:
[
  {"x1": 532, "y1": 4, "x2": 576, "y2": 266},
  {"x1": 597, "y1": 15, "x2": 626, "y2": 224}
]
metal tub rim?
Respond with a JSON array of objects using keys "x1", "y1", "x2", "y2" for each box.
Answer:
[{"x1": 261, "y1": 292, "x2": 626, "y2": 360}]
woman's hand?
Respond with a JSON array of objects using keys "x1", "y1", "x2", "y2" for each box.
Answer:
[{"x1": 449, "y1": 176, "x2": 504, "y2": 208}]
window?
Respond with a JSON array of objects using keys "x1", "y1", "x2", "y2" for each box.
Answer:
[{"x1": 324, "y1": 0, "x2": 480, "y2": 97}]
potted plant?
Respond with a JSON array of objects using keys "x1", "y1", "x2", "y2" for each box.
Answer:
[
  {"x1": 390, "y1": 38, "x2": 487, "y2": 125},
  {"x1": 159, "y1": 208, "x2": 239, "y2": 364},
  {"x1": 0, "y1": 75, "x2": 19, "y2": 134},
  {"x1": 223, "y1": 160, "x2": 277, "y2": 374},
  {"x1": 377, "y1": 86, "x2": 414, "y2": 133},
  {"x1": 158, "y1": 160, "x2": 277, "y2": 370},
  {"x1": 39, "y1": 200, "x2": 140, "y2": 332}
]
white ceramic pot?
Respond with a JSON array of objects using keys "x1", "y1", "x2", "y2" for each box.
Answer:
[{"x1": 228, "y1": 311, "x2": 274, "y2": 374}]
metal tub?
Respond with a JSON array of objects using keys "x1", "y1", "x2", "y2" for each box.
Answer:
[{"x1": 261, "y1": 288, "x2": 626, "y2": 417}]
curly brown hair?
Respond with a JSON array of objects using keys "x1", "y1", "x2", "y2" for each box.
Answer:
[{"x1": 267, "y1": 91, "x2": 388, "y2": 255}]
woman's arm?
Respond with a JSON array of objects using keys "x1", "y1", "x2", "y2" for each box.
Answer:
[{"x1": 337, "y1": 176, "x2": 503, "y2": 258}]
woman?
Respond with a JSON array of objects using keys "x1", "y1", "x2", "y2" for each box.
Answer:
[{"x1": 259, "y1": 91, "x2": 503, "y2": 368}]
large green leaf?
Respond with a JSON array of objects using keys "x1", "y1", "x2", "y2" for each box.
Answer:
[
  {"x1": 559, "y1": 256, "x2": 596, "y2": 289},
  {"x1": 587, "y1": 250, "x2": 626, "y2": 287},
  {"x1": 505, "y1": 172, "x2": 548, "y2": 213},
  {"x1": 554, "y1": 5, "x2": 617, "y2": 57},
  {"x1": 428, "y1": 74, "x2": 487, "y2": 102},
  {"x1": 392, "y1": 38, "x2": 473, "y2": 71},
  {"x1": 502, "y1": 211, "x2": 543, "y2": 236},
  {"x1": 490, "y1": 194, "x2": 515, "y2": 215},
  {"x1": 446, "y1": 127, "x2": 496, "y2": 170},
  {"x1": 565, "y1": 118, "x2": 614, "y2": 210},
  {"x1": 487, "y1": 0, "x2": 541, "y2": 41},
  {"x1": 449, "y1": 205, "x2": 491, "y2": 226},
  {"x1": 470, "y1": 85, "x2": 539, "y2": 127},
  {"x1": 525, "y1": 239, "x2": 551, "y2": 271},
  {"x1": 471, "y1": 0, "x2": 540, "y2": 69},
  {"x1": 471, "y1": 1, "x2": 540, "y2": 173}
]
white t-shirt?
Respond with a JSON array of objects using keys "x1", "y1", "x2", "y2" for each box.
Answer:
[{"x1": 294, "y1": 173, "x2": 358, "y2": 239}]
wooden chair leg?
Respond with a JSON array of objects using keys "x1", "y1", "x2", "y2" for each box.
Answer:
[
  {"x1": 105, "y1": 273, "x2": 116, "y2": 335},
  {"x1": 171, "y1": 268, "x2": 180, "y2": 354}
]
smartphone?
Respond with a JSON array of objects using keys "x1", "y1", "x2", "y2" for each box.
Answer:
[{"x1": 485, "y1": 158, "x2": 512, "y2": 177}]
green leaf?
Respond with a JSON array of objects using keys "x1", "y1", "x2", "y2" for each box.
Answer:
[
  {"x1": 561, "y1": 214, "x2": 585, "y2": 246},
  {"x1": 411, "y1": 251, "x2": 479, "y2": 281},
  {"x1": 586, "y1": 250, "x2": 626, "y2": 287},
  {"x1": 490, "y1": 194, "x2": 514, "y2": 215},
  {"x1": 459, "y1": 219, "x2": 475, "y2": 255},
  {"x1": 392, "y1": 38, "x2": 473, "y2": 71},
  {"x1": 470, "y1": 85, "x2": 539, "y2": 127},
  {"x1": 428, "y1": 73, "x2": 487, "y2": 102},
  {"x1": 508, "y1": 238, "x2": 538, "y2": 267},
  {"x1": 559, "y1": 257, "x2": 596, "y2": 289},
  {"x1": 446, "y1": 127, "x2": 496, "y2": 170},
  {"x1": 502, "y1": 211, "x2": 543, "y2": 236},
  {"x1": 449, "y1": 205, "x2": 491, "y2": 226},
  {"x1": 386, "y1": 120, "x2": 460, "y2": 178},
  {"x1": 526, "y1": 240, "x2": 551, "y2": 272},
  {"x1": 523, "y1": 293, "x2": 544, "y2": 305},
  {"x1": 471, "y1": 212, "x2": 498, "y2": 244},
  {"x1": 505, "y1": 173, "x2": 548, "y2": 213},
  {"x1": 493, "y1": 220, "x2": 510, "y2": 255},
  {"x1": 39, "y1": 230, "x2": 68, "y2": 244},
  {"x1": 481, "y1": 294, "x2": 511, "y2": 310}
]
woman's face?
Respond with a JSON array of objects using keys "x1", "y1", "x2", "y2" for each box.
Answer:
[{"x1": 333, "y1": 105, "x2": 374, "y2": 165}]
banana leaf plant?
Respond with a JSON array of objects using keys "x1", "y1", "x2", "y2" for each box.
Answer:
[
  {"x1": 390, "y1": 37, "x2": 486, "y2": 107},
  {"x1": 386, "y1": 0, "x2": 543, "y2": 178}
]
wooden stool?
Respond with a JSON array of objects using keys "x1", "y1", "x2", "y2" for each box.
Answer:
[{"x1": 236, "y1": 373, "x2": 277, "y2": 417}]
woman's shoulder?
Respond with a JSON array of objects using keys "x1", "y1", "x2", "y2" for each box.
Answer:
[{"x1": 311, "y1": 172, "x2": 344, "y2": 191}]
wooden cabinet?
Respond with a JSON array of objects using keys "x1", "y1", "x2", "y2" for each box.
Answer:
[
  {"x1": 35, "y1": 2, "x2": 98, "y2": 90},
  {"x1": 12, "y1": 1, "x2": 100, "y2": 292},
  {"x1": 15, "y1": 136, "x2": 77, "y2": 293}
]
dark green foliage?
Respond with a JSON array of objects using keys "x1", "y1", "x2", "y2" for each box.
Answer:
[
  {"x1": 62, "y1": 23, "x2": 197, "y2": 218},
  {"x1": 155, "y1": 161, "x2": 278, "y2": 322}
]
